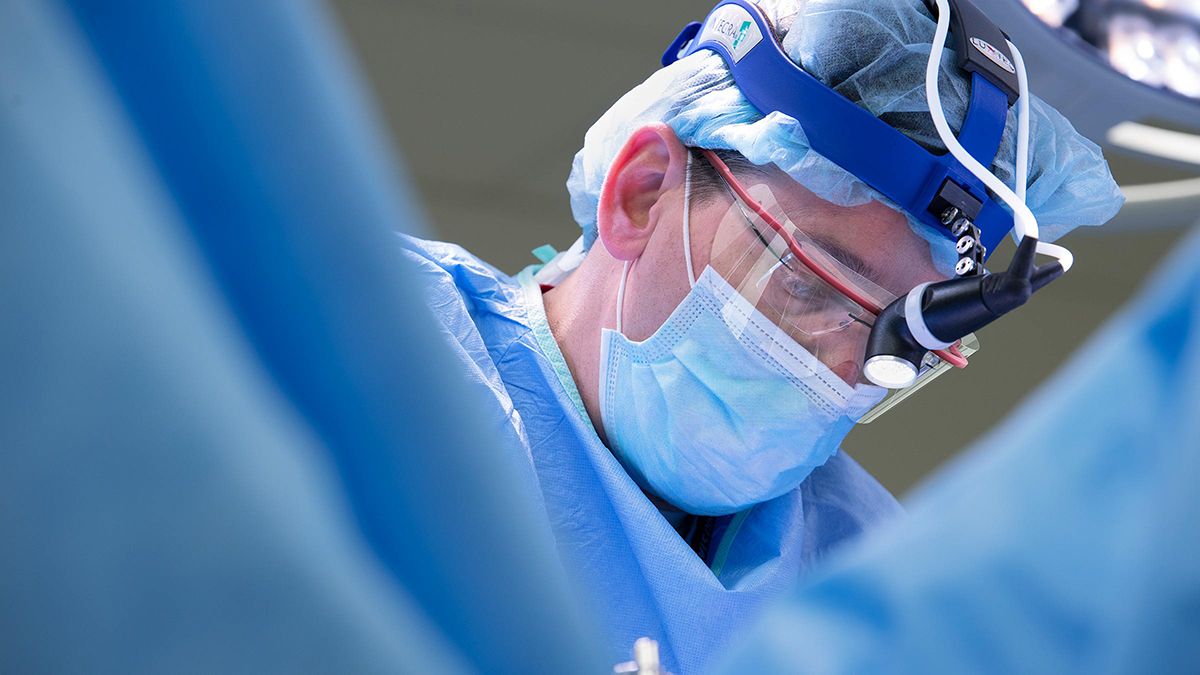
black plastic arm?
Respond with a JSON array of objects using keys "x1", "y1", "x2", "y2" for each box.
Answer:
[
  {"x1": 864, "y1": 236, "x2": 1064, "y2": 371},
  {"x1": 921, "y1": 235, "x2": 1062, "y2": 341},
  {"x1": 923, "y1": 0, "x2": 1021, "y2": 104}
]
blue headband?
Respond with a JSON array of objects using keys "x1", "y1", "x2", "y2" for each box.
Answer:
[{"x1": 662, "y1": 0, "x2": 1021, "y2": 258}]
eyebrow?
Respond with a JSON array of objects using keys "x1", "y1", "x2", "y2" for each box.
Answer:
[
  {"x1": 804, "y1": 233, "x2": 878, "y2": 281},
  {"x1": 731, "y1": 192, "x2": 883, "y2": 283}
]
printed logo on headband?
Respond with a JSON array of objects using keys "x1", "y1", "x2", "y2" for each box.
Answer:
[
  {"x1": 969, "y1": 37, "x2": 1016, "y2": 74},
  {"x1": 697, "y1": 4, "x2": 763, "y2": 63}
]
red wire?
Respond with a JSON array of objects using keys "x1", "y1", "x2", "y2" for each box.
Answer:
[{"x1": 701, "y1": 150, "x2": 968, "y2": 369}]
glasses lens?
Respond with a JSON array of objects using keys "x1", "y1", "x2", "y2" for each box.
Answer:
[
  {"x1": 695, "y1": 151, "x2": 974, "y2": 409},
  {"x1": 752, "y1": 249, "x2": 874, "y2": 337},
  {"x1": 708, "y1": 184, "x2": 900, "y2": 383}
]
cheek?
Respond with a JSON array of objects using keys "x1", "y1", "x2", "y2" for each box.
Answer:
[
  {"x1": 695, "y1": 201, "x2": 749, "y2": 273},
  {"x1": 620, "y1": 201, "x2": 732, "y2": 341},
  {"x1": 619, "y1": 236, "x2": 692, "y2": 343}
]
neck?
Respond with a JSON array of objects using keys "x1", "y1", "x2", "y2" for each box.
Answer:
[
  {"x1": 541, "y1": 247, "x2": 700, "y2": 517},
  {"x1": 541, "y1": 252, "x2": 622, "y2": 444}
]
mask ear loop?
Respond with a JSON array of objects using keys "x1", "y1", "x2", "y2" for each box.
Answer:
[
  {"x1": 683, "y1": 151, "x2": 696, "y2": 288},
  {"x1": 616, "y1": 151, "x2": 696, "y2": 336},
  {"x1": 615, "y1": 260, "x2": 630, "y2": 335}
]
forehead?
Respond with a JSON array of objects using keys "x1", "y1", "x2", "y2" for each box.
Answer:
[{"x1": 715, "y1": 165, "x2": 946, "y2": 294}]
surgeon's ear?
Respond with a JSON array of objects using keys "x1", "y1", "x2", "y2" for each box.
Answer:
[{"x1": 597, "y1": 124, "x2": 689, "y2": 261}]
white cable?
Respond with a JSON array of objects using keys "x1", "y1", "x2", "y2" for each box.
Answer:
[
  {"x1": 925, "y1": 0, "x2": 1073, "y2": 272},
  {"x1": 1007, "y1": 41, "x2": 1074, "y2": 271},
  {"x1": 1033, "y1": 241, "x2": 1073, "y2": 270},
  {"x1": 925, "y1": 0, "x2": 1034, "y2": 237},
  {"x1": 1009, "y1": 40, "x2": 1030, "y2": 204}
]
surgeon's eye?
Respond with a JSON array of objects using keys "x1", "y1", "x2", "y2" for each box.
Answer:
[{"x1": 777, "y1": 254, "x2": 835, "y2": 301}]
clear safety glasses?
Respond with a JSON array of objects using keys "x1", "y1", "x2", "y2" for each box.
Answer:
[{"x1": 698, "y1": 149, "x2": 977, "y2": 420}]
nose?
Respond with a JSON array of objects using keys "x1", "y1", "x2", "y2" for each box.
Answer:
[
  {"x1": 830, "y1": 359, "x2": 862, "y2": 386},
  {"x1": 794, "y1": 325, "x2": 869, "y2": 386},
  {"x1": 814, "y1": 327, "x2": 869, "y2": 386}
]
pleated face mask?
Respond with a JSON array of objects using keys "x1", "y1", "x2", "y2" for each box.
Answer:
[{"x1": 598, "y1": 154, "x2": 888, "y2": 516}]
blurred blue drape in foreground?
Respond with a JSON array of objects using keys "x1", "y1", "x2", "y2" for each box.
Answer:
[
  {"x1": 718, "y1": 219, "x2": 1200, "y2": 674},
  {"x1": 0, "y1": 1, "x2": 601, "y2": 672},
  {"x1": 7, "y1": 0, "x2": 1199, "y2": 672}
]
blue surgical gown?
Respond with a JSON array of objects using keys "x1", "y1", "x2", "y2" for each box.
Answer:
[
  {"x1": 713, "y1": 225, "x2": 1200, "y2": 674},
  {"x1": 400, "y1": 235, "x2": 902, "y2": 674}
]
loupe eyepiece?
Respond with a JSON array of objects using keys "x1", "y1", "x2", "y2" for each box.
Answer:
[{"x1": 865, "y1": 236, "x2": 1062, "y2": 389}]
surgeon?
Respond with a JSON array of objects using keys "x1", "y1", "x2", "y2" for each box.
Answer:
[{"x1": 398, "y1": 0, "x2": 1123, "y2": 672}]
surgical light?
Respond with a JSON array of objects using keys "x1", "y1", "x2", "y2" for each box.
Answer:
[
  {"x1": 1021, "y1": 0, "x2": 1079, "y2": 27},
  {"x1": 1106, "y1": 12, "x2": 1200, "y2": 98},
  {"x1": 1019, "y1": 0, "x2": 1200, "y2": 100},
  {"x1": 1108, "y1": 13, "x2": 1168, "y2": 85},
  {"x1": 1162, "y1": 23, "x2": 1200, "y2": 97}
]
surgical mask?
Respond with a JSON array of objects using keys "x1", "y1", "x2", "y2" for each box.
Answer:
[{"x1": 597, "y1": 156, "x2": 887, "y2": 516}]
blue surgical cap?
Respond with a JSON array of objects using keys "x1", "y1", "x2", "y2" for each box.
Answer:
[{"x1": 567, "y1": 0, "x2": 1125, "y2": 275}]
